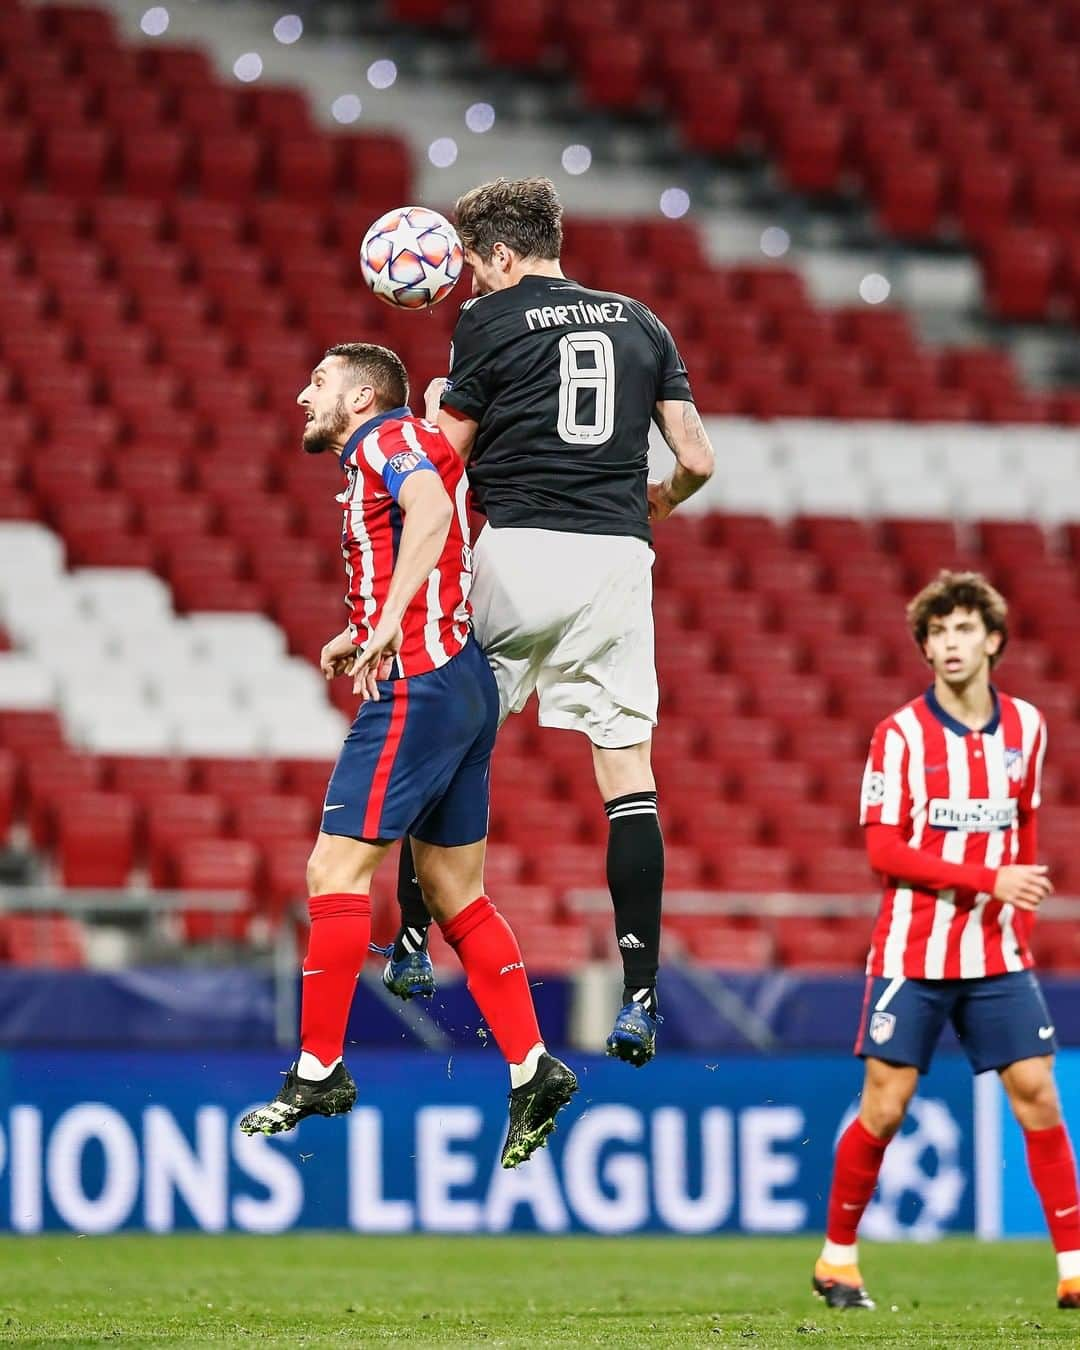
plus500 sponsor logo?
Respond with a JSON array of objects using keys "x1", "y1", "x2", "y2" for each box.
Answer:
[
  {"x1": 0, "y1": 1102, "x2": 813, "y2": 1236},
  {"x1": 927, "y1": 798, "x2": 1018, "y2": 832}
]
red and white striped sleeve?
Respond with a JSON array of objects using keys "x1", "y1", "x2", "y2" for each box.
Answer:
[
  {"x1": 859, "y1": 717, "x2": 911, "y2": 827},
  {"x1": 1021, "y1": 711, "x2": 1048, "y2": 814}
]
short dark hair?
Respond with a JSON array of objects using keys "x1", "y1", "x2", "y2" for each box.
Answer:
[
  {"x1": 907, "y1": 569, "x2": 1009, "y2": 665},
  {"x1": 324, "y1": 342, "x2": 409, "y2": 410},
  {"x1": 454, "y1": 177, "x2": 563, "y2": 261}
]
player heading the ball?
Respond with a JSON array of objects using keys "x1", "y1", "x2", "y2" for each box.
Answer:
[
  {"x1": 240, "y1": 343, "x2": 577, "y2": 1167},
  {"x1": 383, "y1": 177, "x2": 715, "y2": 1069},
  {"x1": 813, "y1": 570, "x2": 1080, "y2": 1314}
]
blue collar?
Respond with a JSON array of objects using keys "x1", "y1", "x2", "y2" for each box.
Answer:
[
  {"x1": 340, "y1": 406, "x2": 412, "y2": 467},
  {"x1": 924, "y1": 684, "x2": 1001, "y2": 737}
]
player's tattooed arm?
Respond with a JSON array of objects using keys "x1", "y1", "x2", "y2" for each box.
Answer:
[{"x1": 650, "y1": 399, "x2": 715, "y2": 521}]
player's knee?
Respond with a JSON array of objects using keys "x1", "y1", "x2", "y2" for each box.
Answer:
[
  {"x1": 861, "y1": 1095, "x2": 907, "y2": 1139},
  {"x1": 306, "y1": 836, "x2": 361, "y2": 896},
  {"x1": 1005, "y1": 1063, "x2": 1061, "y2": 1129},
  {"x1": 861, "y1": 1063, "x2": 916, "y2": 1137}
]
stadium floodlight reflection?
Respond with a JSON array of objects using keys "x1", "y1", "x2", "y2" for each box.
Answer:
[
  {"x1": 233, "y1": 52, "x2": 263, "y2": 82},
  {"x1": 660, "y1": 188, "x2": 690, "y2": 219},
  {"x1": 859, "y1": 272, "x2": 891, "y2": 304},
  {"x1": 140, "y1": 6, "x2": 169, "y2": 35},
  {"x1": 561, "y1": 144, "x2": 592, "y2": 175},
  {"x1": 465, "y1": 102, "x2": 495, "y2": 134},
  {"x1": 428, "y1": 137, "x2": 458, "y2": 168},
  {"x1": 761, "y1": 225, "x2": 791, "y2": 258},
  {"x1": 273, "y1": 14, "x2": 303, "y2": 45},
  {"x1": 368, "y1": 60, "x2": 398, "y2": 90},
  {"x1": 331, "y1": 94, "x2": 362, "y2": 124}
]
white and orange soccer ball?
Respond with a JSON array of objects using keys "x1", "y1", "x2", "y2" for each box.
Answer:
[{"x1": 359, "y1": 206, "x2": 464, "y2": 310}]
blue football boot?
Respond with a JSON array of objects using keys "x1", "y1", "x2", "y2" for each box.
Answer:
[
  {"x1": 605, "y1": 998, "x2": 658, "y2": 1067},
  {"x1": 375, "y1": 935, "x2": 436, "y2": 1001}
]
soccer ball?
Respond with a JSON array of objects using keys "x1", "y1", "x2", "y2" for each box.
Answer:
[{"x1": 359, "y1": 206, "x2": 464, "y2": 310}]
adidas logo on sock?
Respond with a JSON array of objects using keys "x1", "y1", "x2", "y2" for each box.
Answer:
[{"x1": 618, "y1": 933, "x2": 645, "y2": 949}]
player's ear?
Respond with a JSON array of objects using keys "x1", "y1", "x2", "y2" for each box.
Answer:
[
  {"x1": 348, "y1": 383, "x2": 375, "y2": 414},
  {"x1": 985, "y1": 629, "x2": 1003, "y2": 658}
]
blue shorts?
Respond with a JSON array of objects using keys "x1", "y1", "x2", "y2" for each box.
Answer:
[
  {"x1": 855, "y1": 969, "x2": 1058, "y2": 1075},
  {"x1": 320, "y1": 638, "x2": 499, "y2": 847}
]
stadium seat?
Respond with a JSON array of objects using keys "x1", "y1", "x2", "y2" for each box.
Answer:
[{"x1": 58, "y1": 792, "x2": 136, "y2": 888}]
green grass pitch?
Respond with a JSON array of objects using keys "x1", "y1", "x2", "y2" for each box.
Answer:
[{"x1": 0, "y1": 1234, "x2": 1075, "y2": 1348}]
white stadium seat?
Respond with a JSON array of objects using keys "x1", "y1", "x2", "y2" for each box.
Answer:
[
  {"x1": 186, "y1": 613, "x2": 288, "y2": 667},
  {"x1": 0, "y1": 654, "x2": 57, "y2": 708},
  {"x1": 259, "y1": 708, "x2": 349, "y2": 758},
  {"x1": 0, "y1": 522, "x2": 65, "y2": 585},
  {"x1": 69, "y1": 568, "x2": 174, "y2": 628}
]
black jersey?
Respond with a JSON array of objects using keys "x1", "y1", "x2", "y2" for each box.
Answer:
[{"x1": 440, "y1": 273, "x2": 693, "y2": 543}]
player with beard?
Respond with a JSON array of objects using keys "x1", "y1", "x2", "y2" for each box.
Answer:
[
  {"x1": 813, "y1": 571, "x2": 1080, "y2": 1312},
  {"x1": 240, "y1": 342, "x2": 577, "y2": 1165},
  {"x1": 384, "y1": 177, "x2": 715, "y2": 1068}
]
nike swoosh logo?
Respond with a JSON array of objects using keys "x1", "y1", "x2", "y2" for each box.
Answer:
[
  {"x1": 1056, "y1": 1205, "x2": 1078, "y2": 1218},
  {"x1": 1039, "y1": 1026, "x2": 1055, "y2": 1039},
  {"x1": 841, "y1": 1202, "x2": 861, "y2": 1210},
  {"x1": 323, "y1": 804, "x2": 346, "y2": 812},
  {"x1": 302, "y1": 969, "x2": 324, "y2": 977}
]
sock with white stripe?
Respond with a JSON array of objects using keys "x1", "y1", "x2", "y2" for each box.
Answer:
[
  {"x1": 393, "y1": 837, "x2": 431, "y2": 960},
  {"x1": 605, "y1": 790, "x2": 663, "y2": 1011}
]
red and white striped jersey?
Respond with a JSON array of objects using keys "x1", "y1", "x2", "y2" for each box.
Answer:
[
  {"x1": 338, "y1": 407, "x2": 471, "y2": 678},
  {"x1": 860, "y1": 686, "x2": 1047, "y2": 980}
]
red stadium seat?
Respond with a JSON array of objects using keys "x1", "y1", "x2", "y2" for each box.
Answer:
[
  {"x1": 232, "y1": 794, "x2": 318, "y2": 846},
  {"x1": 145, "y1": 794, "x2": 228, "y2": 886},
  {"x1": 5, "y1": 914, "x2": 86, "y2": 968},
  {"x1": 717, "y1": 845, "x2": 795, "y2": 892},
  {"x1": 58, "y1": 792, "x2": 137, "y2": 888},
  {"x1": 176, "y1": 839, "x2": 259, "y2": 943},
  {"x1": 773, "y1": 916, "x2": 869, "y2": 970},
  {"x1": 119, "y1": 129, "x2": 191, "y2": 197},
  {"x1": 686, "y1": 921, "x2": 774, "y2": 971}
]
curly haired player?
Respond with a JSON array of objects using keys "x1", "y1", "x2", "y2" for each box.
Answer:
[{"x1": 814, "y1": 570, "x2": 1080, "y2": 1312}]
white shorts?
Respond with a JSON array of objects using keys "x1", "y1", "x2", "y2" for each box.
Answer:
[{"x1": 469, "y1": 526, "x2": 657, "y2": 748}]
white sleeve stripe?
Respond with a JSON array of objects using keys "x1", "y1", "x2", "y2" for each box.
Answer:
[
  {"x1": 361, "y1": 428, "x2": 388, "y2": 475},
  {"x1": 880, "y1": 726, "x2": 906, "y2": 824},
  {"x1": 1031, "y1": 717, "x2": 1047, "y2": 810}
]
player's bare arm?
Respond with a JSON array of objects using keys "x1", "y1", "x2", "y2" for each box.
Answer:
[
  {"x1": 424, "y1": 376, "x2": 477, "y2": 462},
  {"x1": 649, "y1": 399, "x2": 715, "y2": 521},
  {"x1": 436, "y1": 402, "x2": 478, "y2": 464},
  {"x1": 350, "y1": 471, "x2": 455, "y2": 701}
]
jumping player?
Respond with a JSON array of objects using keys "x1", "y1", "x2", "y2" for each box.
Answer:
[
  {"x1": 384, "y1": 177, "x2": 715, "y2": 1067},
  {"x1": 813, "y1": 570, "x2": 1080, "y2": 1311},
  {"x1": 240, "y1": 343, "x2": 577, "y2": 1167}
]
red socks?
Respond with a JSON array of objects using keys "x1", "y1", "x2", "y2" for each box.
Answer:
[
  {"x1": 440, "y1": 896, "x2": 541, "y2": 1064},
  {"x1": 1025, "y1": 1123, "x2": 1080, "y2": 1253},
  {"x1": 299, "y1": 892, "x2": 371, "y2": 1067},
  {"x1": 825, "y1": 1117, "x2": 890, "y2": 1245}
]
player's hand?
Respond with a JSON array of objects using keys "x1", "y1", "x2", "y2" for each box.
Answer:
[
  {"x1": 993, "y1": 864, "x2": 1053, "y2": 910},
  {"x1": 424, "y1": 377, "x2": 448, "y2": 423},
  {"x1": 319, "y1": 628, "x2": 357, "y2": 681},
  {"x1": 648, "y1": 479, "x2": 677, "y2": 522},
  {"x1": 349, "y1": 621, "x2": 403, "y2": 702}
]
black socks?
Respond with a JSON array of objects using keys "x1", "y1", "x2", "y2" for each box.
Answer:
[
  {"x1": 605, "y1": 790, "x2": 663, "y2": 1011},
  {"x1": 393, "y1": 836, "x2": 431, "y2": 961}
]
